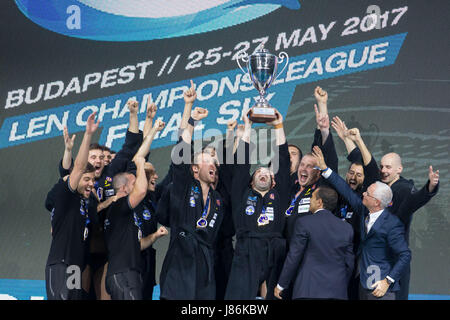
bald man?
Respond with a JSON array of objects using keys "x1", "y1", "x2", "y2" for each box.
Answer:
[{"x1": 379, "y1": 152, "x2": 439, "y2": 300}]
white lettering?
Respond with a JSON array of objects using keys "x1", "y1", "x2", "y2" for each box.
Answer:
[
  {"x1": 27, "y1": 115, "x2": 47, "y2": 138},
  {"x1": 5, "y1": 89, "x2": 25, "y2": 109}
]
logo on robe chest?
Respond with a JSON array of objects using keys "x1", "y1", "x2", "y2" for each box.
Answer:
[
  {"x1": 104, "y1": 176, "x2": 112, "y2": 187},
  {"x1": 142, "y1": 207, "x2": 151, "y2": 220},
  {"x1": 245, "y1": 206, "x2": 255, "y2": 216}
]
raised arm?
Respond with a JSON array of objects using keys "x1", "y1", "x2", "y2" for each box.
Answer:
[
  {"x1": 169, "y1": 106, "x2": 210, "y2": 193},
  {"x1": 313, "y1": 103, "x2": 338, "y2": 173},
  {"x1": 267, "y1": 109, "x2": 286, "y2": 146},
  {"x1": 226, "y1": 119, "x2": 237, "y2": 149},
  {"x1": 62, "y1": 126, "x2": 76, "y2": 172},
  {"x1": 314, "y1": 86, "x2": 329, "y2": 143},
  {"x1": 127, "y1": 99, "x2": 139, "y2": 134},
  {"x1": 347, "y1": 128, "x2": 372, "y2": 167},
  {"x1": 395, "y1": 166, "x2": 439, "y2": 225},
  {"x1": 69, "y1": 112, "x2": 99, "y2": 191},
  {"x1": 132, "y1": 119, "x2": 165, "y2": 162},
  {"x1": 314, "y1": 86, "x2": 328, "y2": 117},
  {"x1": 230, "y1": 110, "x2": 252, "y2": 206},
  {"x1": 104, "y1": 100, "x2": 146, "y2": 176},
  {"x1": 128, "y1": 156, "x2": 148, "y2": 209},
  {"x1": 142, "y1": 99, "x2": 157, "y2": 139},
  {"x1": 312, "y1": 146, "x2": 365, "y2": 215},
  {"x1": 181, "y1": 107, "x2": 208, "y2": 144},
  {"x1": 331, "y1": 116, "x2": 357, "y2": 155},
  {"x1": 267, "y1": 110, "x2": 290, "y2": 206},
  {"x1": 180, "y1": 80, "x2": 196, "y2": 132}
]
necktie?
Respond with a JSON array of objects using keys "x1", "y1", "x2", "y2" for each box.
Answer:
[{"x1": 365, "y1": 215, "x2": 370, "y2": 234}]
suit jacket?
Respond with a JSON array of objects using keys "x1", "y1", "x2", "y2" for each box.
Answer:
[
  {"x1": 325, "y1": 170, "x2": 411, "y2": 292},
  {"x1": 278, "y1": 209, "x2": 354, "y2": 300}
]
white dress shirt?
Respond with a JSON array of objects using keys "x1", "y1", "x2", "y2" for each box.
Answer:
[
  {"x1": 366, "y1": 209, "x2": 384, "y2": 233},
  {"x1": 321, "y1": 168, "x2": 395, "y2": 284}
]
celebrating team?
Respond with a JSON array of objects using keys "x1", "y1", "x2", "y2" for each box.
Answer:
[{"x1": 44, "y1": 81, "x2": 440, "y2": 300}]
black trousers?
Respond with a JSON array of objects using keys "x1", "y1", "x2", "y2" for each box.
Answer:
[
  {"x1": 45, "y1": 263, "x2": 84, "y2": 300},
  {"x1": 106, "y1": 270, "x2": 143, "y2": 300},
  {"x1": 141, "y1": 249, "x2": 156, "y2": 300}
]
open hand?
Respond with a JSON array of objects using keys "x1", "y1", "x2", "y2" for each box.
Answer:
[
  {"x1": 63, "y1": 126, "x2": 76, "y2": 151},
  {"x1": 428, "y1": 166, "x2": 439, "y2": 192},
  {"x1": 312, "y1": 146, "x2": 327, "y2": 170},
  {"x1": 331, "y1": 116, "x2": 349, "y2": 141},
  {"x1": 86, "y1": 112, "x2": 100, "y2": 135}
]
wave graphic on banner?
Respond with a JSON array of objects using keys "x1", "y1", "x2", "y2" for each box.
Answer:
[{"x1": 15, "y1": 0, "x2": 301, "y2": 41}]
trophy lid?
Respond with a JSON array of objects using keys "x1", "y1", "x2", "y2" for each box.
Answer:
[{"x1": 253, "y1": 43, "x2": 269, "y2": 54}]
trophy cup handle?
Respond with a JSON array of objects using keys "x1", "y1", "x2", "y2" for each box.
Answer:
[
  {"x1": 274, "y1": 51, "x2": 289, "y2": 81},
  {"x1": 236, "y1": 53, "x2": 250, "y2": 76}
]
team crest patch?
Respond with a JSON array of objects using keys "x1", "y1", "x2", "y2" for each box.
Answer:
[
  {"x1": 245, "y1": 205, "x2": 255, "y2": 216},
  {"x1": 190, "y1": 196, "x2": 196, "y2": 207},
  {"x1": 143, "y1": 209, "x2": 151, "y2": 220}
]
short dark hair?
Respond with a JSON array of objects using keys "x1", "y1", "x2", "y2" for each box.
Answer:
[
  {"x1": 83, "y1": 162, "x2": 96, "y2": 174},
  {"x1": 89, "y1": 143, "x2": 103, "y2": 151},
  {"x1": 102, "y1": 146, "x2": 111, "y2": 153},
  {"x1": 348, "y1": 161, "x2": 363, "y2": 171},
  {"x1": 316, "y1": 186, "x2": 338, "y2": 212},
  {"x1": 288, "y1": 144, "x2": 303, "y2": 159}
]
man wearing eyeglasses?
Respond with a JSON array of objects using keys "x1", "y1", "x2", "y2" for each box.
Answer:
[{"x1": 312, "y1": 146, "x2": 411, "y2": 300}]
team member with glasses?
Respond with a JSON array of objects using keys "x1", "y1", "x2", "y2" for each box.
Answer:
[{"x1": 312, "y1": 146, "x2": 411, "y2": 300}]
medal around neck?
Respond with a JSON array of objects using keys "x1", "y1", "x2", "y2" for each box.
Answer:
[
  {"x1": 196, "y1": 192, "x2": 211, "y2": 229},
  {"x1": 196, "y1": 217, "x2": 208, "y2": 228},
  {"x1": 237, "y1": 44, "x2": 289, "y2": 123}
]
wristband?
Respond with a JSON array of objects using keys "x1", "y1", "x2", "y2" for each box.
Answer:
[
  {"x1": 188, "y1": 117, "x2": 196, "y2": 127},
  {"x1": 314, "y1": 166, "x2": 328, "y2": 172},
  {"x1": 274, "y1": 123, "x2": 283, "y2": 129}
]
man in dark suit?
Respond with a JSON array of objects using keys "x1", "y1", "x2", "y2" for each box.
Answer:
[
  {"x1": 274, "y1": 186, "x2": 354, "y2": 300},
  {"x1": 312, "y1": 146, "x2": 411, "y2": 300}
]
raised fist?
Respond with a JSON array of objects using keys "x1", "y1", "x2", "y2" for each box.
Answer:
[
  {"x1": 314, "y1": 86, "x2": 328, "y2": 104},
  {"x1": 127, "y1": 99, "x2": 139, "y2": 115},
  {"x1": 192, "y1": 107, "x2": 209, "y2": 121}
]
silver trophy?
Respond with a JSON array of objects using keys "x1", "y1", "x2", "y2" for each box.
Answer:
[{"x1": 237, "y1": 45, "x2": 289, "y2": 123}]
